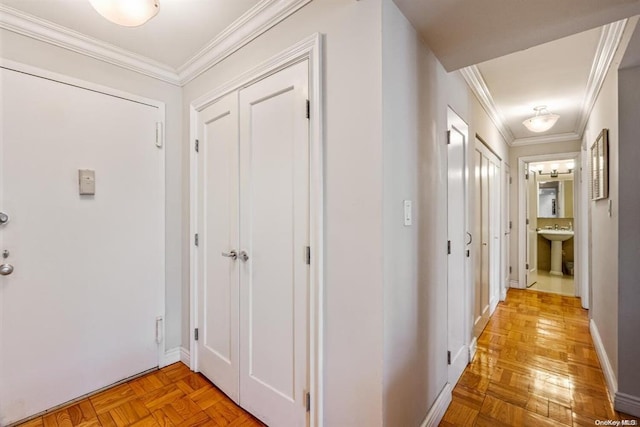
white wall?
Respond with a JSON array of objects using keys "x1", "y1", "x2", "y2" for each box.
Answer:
[
  {"x1": 182, "y1": 1, "x2": 385, "y2": 425},
  {"x1": 0, "y1": 29, "x2": 184, "y2": 350},
  {"x1": 617, "y1": 60, "x2": 640, "y2": 412},
  {"x1": 584, "y1": 60, "x2": 619, "y2": 382},
  {"x1": 507, "y1": 140, "x2": 582, "y2": 284},
  {"x1": 381, "y1": 2, "x2": 510, "y2": 424}
]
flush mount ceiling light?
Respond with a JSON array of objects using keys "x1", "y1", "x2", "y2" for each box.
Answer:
[
  {"x1": 89, "y1": 0, "x2": 160, "y2": 27},
  {"x1": 522, "y1": 105, "x2": 560, "y2": 133}
]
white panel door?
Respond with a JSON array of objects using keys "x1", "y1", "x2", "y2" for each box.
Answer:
[
  {"x1": 196, "y1": 93, "x2": 240, "y2": 402},
  {"x1": 526, "y1": 165, "x2": 538, "y2": 287},
  {"x1": 0, "y1": 68, "x2": 164, "y2": 425},
  {"x1": 488, "y1": 159, "x2": 501, "y2": 314},
  {"x1": 238, "y1": 60, "x2": 309, "y2": 427},
  {"x1": 447, "y1": 108, "x2": 468, "y2": 385}
]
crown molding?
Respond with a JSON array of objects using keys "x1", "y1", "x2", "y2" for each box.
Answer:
[
  {"x1": 575, "y1": 19, "x2": 627, "y2": 136},
  {"x1": 460, "y1": 65, "x2": 515, "y2": 144},
  {"x1": 511, "y1": 132, "x2": 580, "y2": 147},
  {"x1": 0, "y1": 4, "x2": 180, "y2": 85},
  {"x1": 461, "y1": 19, "x2": 628, "y2": 148},
  {"x1": 177, "y1": 0, "x2": 312, "y2": 85},
  {"x1": 0, "y1": 0, "x2": 312, "y2": 87}
]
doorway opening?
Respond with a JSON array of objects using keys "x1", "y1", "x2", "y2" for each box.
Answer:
[{"x1": 518, "y1": 152, "x2": 583, "y2": 299}]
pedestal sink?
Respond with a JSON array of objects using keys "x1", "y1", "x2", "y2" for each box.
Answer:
[{"x1": 538, "y1": 230, "x2": 574, "y2": 275}]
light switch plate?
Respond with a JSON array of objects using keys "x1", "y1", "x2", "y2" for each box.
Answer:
[
  {"x1": 404, "y1": 200, "x2": 412, "y2": 226},
  {"x1": 79, "y1": 169, "x2": 95, "y2": 195}
]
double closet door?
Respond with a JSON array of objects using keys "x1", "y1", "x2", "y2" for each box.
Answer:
[{"x1": 195, "y1": 61, "x2": 310, "y2": 427}]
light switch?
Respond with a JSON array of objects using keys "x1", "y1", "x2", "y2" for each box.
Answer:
[
  {"x1": 79, "y1": 169, "x2": 95, "y2": 195},
  {"x1": 404, "y1": 200, "x2": 412, "y2": 226}
]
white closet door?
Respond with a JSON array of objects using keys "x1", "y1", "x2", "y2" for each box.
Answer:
[
  {"x1": 196, "y1": 93, "x2": 240, "y2": 402},
  {"x1": 0, "y1": 68, "x2": 164, "y2": 426},
  {"x1": 238, "y1": 60, "x2": 309, "y2": 427}
]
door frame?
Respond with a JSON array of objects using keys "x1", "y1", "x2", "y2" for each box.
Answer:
[
  {"x1": 517, "y1": 152, "x2": 581, "y2": 296},
  {"x1": 189, "y1": 33, "x2": 324, "y2": 427},
  {"x1": 0, "y1": 58, "x2": 167, "y2": 370}
]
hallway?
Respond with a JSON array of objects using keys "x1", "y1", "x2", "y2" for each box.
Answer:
[{"x1": 441, "y1": 289, "x2": 636, "y2": 426}]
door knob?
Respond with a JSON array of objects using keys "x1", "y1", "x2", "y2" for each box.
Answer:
[
  {"x1": 239, "y1": 251, "x2": 249, "y2": 262},
  {"x1": 221, "y1": 250, "x2": 238, "y2": 260},
  {"x1": 0, "y1": 264, "x2": 14, "y2": 276},
  {"x1": 0, "y1": 211, "x2": 8, "y2": 225}
]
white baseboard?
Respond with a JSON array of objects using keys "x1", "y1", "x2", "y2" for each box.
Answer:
[
  {"x1": 615, "y1": 392, "x2": 640, "y2": 417},
  {"x1": 509, "y1": 279, "x2": 519, "y2": 288},
  {"x1": 590, "y1": 319, "x2": 618, "y2": 401},
  {"x1": 160, "y1": 347, "x2": 181, "y2": 368},
  {"x1": 469, "y1": 337, "x2": 478, "y2": 361},
  {"x1": 420, "y1": 383, "x2": 452, "y2": 427},
  {"x1": 180, "y1": 347, "x2": 191, "y2": 368}
]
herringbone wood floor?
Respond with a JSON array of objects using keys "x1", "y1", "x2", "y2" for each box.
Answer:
[
  {"x1": 16, "y1": 363, "x2": 263, "y2": 427},
  {"x1": 441, "y1": 288, "x2": 638, "y2": 426}
]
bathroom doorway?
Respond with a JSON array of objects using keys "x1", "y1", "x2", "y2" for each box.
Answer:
[{"x1": 518, "y1": 153, "x2": 582, "y2": 297}]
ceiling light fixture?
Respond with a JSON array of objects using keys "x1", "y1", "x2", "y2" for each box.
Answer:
[
  {"x1": 89, "y1": 0, "x2": 160, "y2": 27},
  {"x1": 522, "y1": 105, "x2": 560, "y2": 133}
]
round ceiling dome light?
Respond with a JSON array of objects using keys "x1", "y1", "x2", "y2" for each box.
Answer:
[
  {"x1": 89, "y1": 0, "x2": 160, "y2": 27},
  {"x1": 522, "y1": 105, "x2": 560, "y2": 133}
]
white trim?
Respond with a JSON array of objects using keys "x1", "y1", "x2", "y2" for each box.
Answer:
[
  {"x1": 0, "y1": 0, "x2": 312, "y2": 87},
  {"x1": 469, "y1": 337, "x2": 478, "y2": 361},
  {"x1": 460, "y1": 20, "x2": 628, "y2": 147},
  {"x1": 509, "y1": 279, "x2": 519, "y2": 288},
  {"x1": 0, "y1": 58, "x2": 168, "y2": 375},
  {"x1": 161, "y1": 348, "x2": 181, "y2": 368},
  {"x1": 575, "y1": 19, "x2": 627, "y2": 136},
  {"x1": 419, "y1": 383, "x2": 453, "y2": 427},
  {"x1": 590, "y1": 319, "x2": 618, "y2": 402},
  {"x1": 180, "y1": 348, "x2": 191, "y2": 368},
  {"x1": 0, "y1": 4, "x2": 179, "y2": 85},
  {"x1": 177, "y1": 0, "x2": 312, "y2": 85},
  {"x1": 459, "y1": 66, "x2": 514, "y2": 144},
  {"x1": 511, "y1": 132, "x2": 581, "y2": 147},
  {"x1": 615, "y1": 392, "x2": 640, "y2": 418},
  {"x1": 189, "y1": 33, "x2": 324, "y2": 427}
]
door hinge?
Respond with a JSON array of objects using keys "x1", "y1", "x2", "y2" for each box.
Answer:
[
  {"x1": 305, "y1": 246, "x2": 311, "y2": 265},
  {"x1": 509, "y1": 266, "x2": 512, "y2": 274},
  {"x1": 195, "y1": 139, "x2": 199, "y2": 153},
  {"x1": 305, "y1": 391, "x2": 311, "y2": 412},
  {"x1": 447, "y1": 240, "x2": 451, "y2": 255},
  {"x1": 447, "y1": 351, "x2": 451, "y2": 365},
  {"x1": 509, "y1": 176, "x2": 513, "y2": 184},
  {"x1": 446, "y1": 130, "x2": 451, "y2": 145},
  {"x1": 526, "y1": 263, "x2": 529, "y2": 270},
  {"x1": 306, "y1": 100, "x2": 310, "y2": 119},
  {"x1": 194, "y1": 328, "x2": 199, "y2": 341},
  {"x1": 526, "y1": 218, "x2": 529, "y2": 225},
  {"x1": 194, "y1": 233, "x2": 199, "y2": 246},
  {"x1": 525, "y1": 171, "x2": 529, "y2": 180},
  {"x1": 155, "y1": 122, "x2": 163, "y2": 148},
  {"x1": 509, "y1": 220, "x2": 513, "y2": 230},
  {"x1": 466, "y1": 249, "x2": 470, "y2": 258}
]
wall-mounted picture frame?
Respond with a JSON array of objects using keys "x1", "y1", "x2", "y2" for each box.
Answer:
[{"x1": 590, "y1": 128, "x2": 609, "y2": 201}]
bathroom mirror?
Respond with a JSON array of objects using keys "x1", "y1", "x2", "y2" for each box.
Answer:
[{"x1": 538, "y1": 178, "x2": 574, "y2": 218}]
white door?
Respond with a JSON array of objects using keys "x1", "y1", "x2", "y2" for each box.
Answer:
[
  {"x1": 488, "y1": 159, "x2": 501, "y2": 314},
  {"x1": 447, "y1": 108, "x2": 468, "y2": 384},
  {"x1": 503, "y1": 166, "x2": 511, "y2": 299},
  {"x1": 0, "y1": 68, "x2": 164, "y2": 425},
  {"x1": 526, "y1": 164, "x2": 538, "y2": 287},
  {"x1": 196, "y1": 93, "x2": 240, "y2": 402},
  {"x1": 238, "y1": 60, "x2": 309, "y2": 427}
]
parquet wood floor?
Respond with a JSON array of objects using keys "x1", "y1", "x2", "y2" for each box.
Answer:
[
  {"x1": 16, "y1": 363, "x2": 264, "y2": 427},
  {"x1": 441, "y1": 288, "x2": 639, "y2": 426}
]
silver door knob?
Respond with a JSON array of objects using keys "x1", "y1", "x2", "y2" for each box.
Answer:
[
  {"x1": 239, "y1": 251, "x2": 249, "y2": 262},
  {"x1": 222, "y1": 250, "x2": 238, "y2": 260},
  {"x1": 0, "y1": 212, "x2": 8, "y2": 225},
  {"x1": 0, "y1": 264, "x2": 14, "y2": 276}
]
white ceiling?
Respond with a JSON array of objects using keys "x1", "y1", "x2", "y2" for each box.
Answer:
[
  {"x1": 0, "y1": 0, "x2": 260, "y2": 69},
  {"x1": 477, "y1": 27, "x2": 602, "y2": 141},
  {"x1": 393, "y1": 0, "x2": 640, "y2": 71}
]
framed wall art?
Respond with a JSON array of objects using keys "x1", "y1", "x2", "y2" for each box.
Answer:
[{"x1": 590, "y1": 128, "x2": 609, "y2": 201}]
